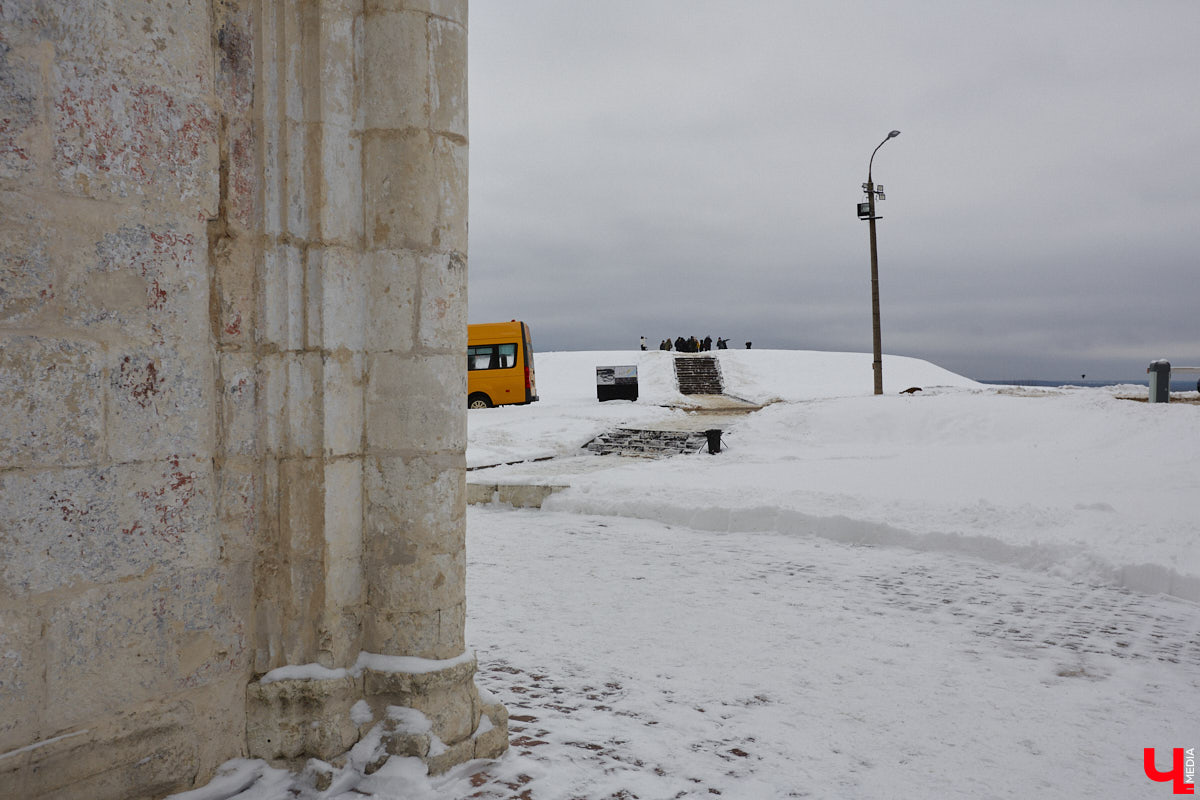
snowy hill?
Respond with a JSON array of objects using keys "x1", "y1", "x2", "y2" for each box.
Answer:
[
  {"x1": 530, "y1": 348, "x2": 982, "y2": 406},
  {"x1": 470, "y1": 349, "x2": 1198, "y2": 599}
]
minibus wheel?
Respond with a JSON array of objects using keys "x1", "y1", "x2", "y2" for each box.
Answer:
[{"x1": 468, "y1": 393, "x2": 493, "y2": 409}]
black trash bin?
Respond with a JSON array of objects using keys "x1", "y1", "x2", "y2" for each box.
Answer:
[
  {"x1": 1147, "y1": 360, "x2": 1171, "y2": 404},
  {"x1": 705, "y1": 429, "x2": 722, "y2": 454}
]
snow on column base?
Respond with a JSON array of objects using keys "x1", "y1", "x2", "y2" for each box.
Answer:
[
  {"x1": 245, "y1": 674, "x2": 361, "y2": 763},
  {"x1": 244, "y1": 652, "x2": 508, "y2": 774},
  {"x1": 359, "y1": 653, "x2": 508, "y2": 773},
  {"x1": 472, "y1": 699, "x2": 511, "y2": 764},
  {"x1": 366, "y1": 703, "x2": 508, "y2": 776}
]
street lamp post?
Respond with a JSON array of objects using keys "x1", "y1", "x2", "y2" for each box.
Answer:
[{"x1": 860, "y1": 130, "x2": 900, "y2": 396}]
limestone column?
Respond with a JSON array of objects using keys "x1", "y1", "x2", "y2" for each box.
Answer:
[
  {"x1": 360, "y1": 0, "x2": 469, "y2": 663},
  {"x1": 355, "y1": 2, "x2": 498, "y2": 765},
  {"x1": 245, "y1": 0, "x2": 507, "y2": 773}
]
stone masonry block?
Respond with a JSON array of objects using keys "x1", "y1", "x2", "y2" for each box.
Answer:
[
  {"x1": 0, "y1": 197, "x2": 55, "y2": 324},
  {"x1": 438, "y1": 601, "x2": 466, "y2": 654},
  {"x1": 0, "y1": 701, "x2": 200, "y2": 800},
  {"x1": 116, "y1": 455, "x2": 219, "y2": 568},
  {"x1": 365, "y1": 249, "x2": 417, "y2": 354},
  {"x1": 363, "y1": 9, "x2": 429, "y2": 131},
  {"x1": 213, "y1": 0, "x2": 256, "y2": 116},
  {"x1": 254, "y1": 353, "x2": 323, "y2": 458},
  {"x1": 285, "y1": 120, "x2": 313, "y2": 239},
  {"x1": 429, "y1": 15, "x2": 467, "y2": 138},
  {"x1": 362, "y1": 607, "x2": 440, "y2": 660},
  {"x1": 315, "y1": 5, "x2": 359, "y2": 130},
  {"x1": 0, "y1": 459, "x2": 214, "y2": 598},
  {"x1": 223, "y1": 115, "x2": 260, "y2": 234},
  {"x1": 35, "y1": 0, "x2": 213, "y2": 96},
  {"x1": 106, "y1": 347, "x2": 211, "y2": 462},
  {"x1": 179, "y1": 675, "x2": 253, "y2": 791},
  {"x1": 0, "y1": 466, "x2": 110, "y2": 596},
  {"x1": 52, "y1": 60, "x2": 218, "y2": 213},
  {"x1": 322, "y1": 350, "x2": 364, "y2": 456},
  {"x1": 0, "y1": 606, "x2": 44, "y2": 753},
  {"x1": 215, "y1": 461, "x2": 259, "y2": 563},
  {"x1": 286, "y1": 352, "x2": 323, "y2": 457},
  {"x1": 219, "y1": 351, "x2": 258, "y2": 457},
  {"x1": 365, "y1": 0, "x2": 467, "y2": 26},
  {"x1": 363, "y1": 455, "x2": 464, "y2": 554},
  {"x1": 159, "y1": 565, "x2": 252, "y2": 690},
  {"x1": 278, "y1": 0, "x2": 309, "y2": 124},
  {"x1": 109, "y1": 0, "x2": 213, "y2": 94},
  {"x1": 364, "y1": 129, "x2": 441, "y2": 251},
  {"x1": 0, "y1": 467, "x2": 216, "y2": 597},
  {"x1": 432, "y1": 133, "x2": 468, "y2": 253},
  {"x1": 365, "y1": 353, "x2": 467, "y2": 453},
  {"x1": 246, "y1": 674, "x2": 361, "y2": 762},
  {"x1": 496, "y1": 484, "x2": 566, "y2": 509},
  {"x1": 362, "y1": 654, "x2": 476, "y2": 744},
  {"x1": 323, "y1": 458, "x2": 365, "y2": 615},
  {"x1": 0, "y1": 43, "x2": 45, "y2": 181},
  {"x1": 474, "y1": 699, "x2": 511, "y2": 761},
  {"x1": 0, "y1": 336, "x2": 104, "y2": 468},
  {"x1": 426, "y1": 736, "x2": 474, "y2": 775},
  {"x1": 365, "y1": 549, "x2": 465, "y2": 617},
  {"x1": 319, "y1": 123, "x2": 363, "y2": 244},
  {"x1": 211, "y1": 229, "x2": 256, "y2": 346},
  {"x1": 251, "y1": 594, "x2": 283, "y2": 675},
  {"x1": 278, "y1": 457, "x2": 325, "y2": 562},
  {"x1": 263, "y1": 116, "x2": 283, "y2": 237},
  {"x1": 417, "y1": 250, "x2": 467, "y2": 351},
  {"x1": 304, "y1": 244, "x2": 324, "y2": 348},
  {"x1": 282, "y1": 558, "x2": 324, "y2": 665},
  {"x1": 318, "y1": 246, "x2": 367, "y2": 352},
  {"x1": 76, "y1": 222, "x2": 210, "y2": 346},
  {"x1": 42, "y1": 580, "x2": 177, "y2": 732},
  {"x1": 262, "y1": 243, "x2": 304, "y2": 351},
  {"x1": 261, "y1": 354, "x2": 286, "y2": 454}
]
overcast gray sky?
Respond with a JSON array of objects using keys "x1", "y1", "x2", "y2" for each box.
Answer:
[{"x1": 467, "y1": 1, "x2": 1199, "y2": 381}]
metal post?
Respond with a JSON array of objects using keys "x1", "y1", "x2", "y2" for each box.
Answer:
[
  {"x1": 867, "y1": 177, "x2": 883, "y2": 395},
  {"x1": 863, "y1": 130, "x2": 899, "y2": 396}
]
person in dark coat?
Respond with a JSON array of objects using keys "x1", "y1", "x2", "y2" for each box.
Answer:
[{"x1": 702, "y1": 336, "x2": 712, "y2": 352}]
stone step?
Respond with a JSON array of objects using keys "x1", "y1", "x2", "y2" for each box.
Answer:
[
  {"x1": 674, "y1": 356, "x2": 724, "y2": 394},
  {"x1": 583, "y1": 428, "x2": 711, "y2": 457}
]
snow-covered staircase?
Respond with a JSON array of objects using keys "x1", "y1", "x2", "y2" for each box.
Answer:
[
  {"x1": 584, "y1": 428, "x2": 710, "y2": 457},
  {"x1": 674, "y1": 356, "x2": 724, "y2": 394}
]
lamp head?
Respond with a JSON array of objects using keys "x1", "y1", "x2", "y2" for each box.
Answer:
[{"x1": 888, "y1": 130, "x2": 901, "y2": 138}]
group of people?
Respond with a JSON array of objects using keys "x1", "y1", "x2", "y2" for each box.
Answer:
[
  {"x1": 648, "y1": 336, "x2": 735, "y2": 352},
  {"x1": 639, "y1": 335, "x2": 751, "y2": 352}
]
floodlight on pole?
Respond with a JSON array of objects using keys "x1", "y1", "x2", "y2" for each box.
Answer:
[{"x1": 859, "y1": 129, "x2": 900, "y2": 395}]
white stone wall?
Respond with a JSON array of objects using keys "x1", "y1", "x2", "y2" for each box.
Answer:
[
  {"x1": 0, "y1": 3, "x2": 236, "y2": 795},
  {"x1": 0, "y1": 2, "x2": 500, "y2": 797}
]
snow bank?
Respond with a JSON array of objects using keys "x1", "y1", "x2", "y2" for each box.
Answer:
[{"x1": 471, "y1": 349, "x2": 1200, "y2": 600}]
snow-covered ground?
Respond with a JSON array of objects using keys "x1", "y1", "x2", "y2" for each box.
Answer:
[
  {"x1": 470, "y1": 350, "x2": 1198, "y2": 600},
  {"x1": 172, "y1": 349, "x2": 1200, "y2": 799}
]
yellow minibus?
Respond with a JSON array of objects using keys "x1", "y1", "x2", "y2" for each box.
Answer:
[{"x1": 467, "y1": 321, "x2": 539, "y2": 408}]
